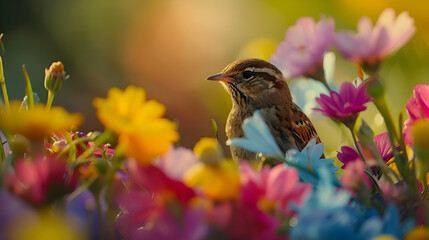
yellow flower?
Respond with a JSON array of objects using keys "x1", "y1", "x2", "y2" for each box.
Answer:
[
  {"x1": 8, "y1": 211, "x2": 85, "y2": 240},
  {"x1": 193, "y1": 137, "x2": 224, "y2": 165},
  {"x1": 184, "y1": 138, "x2": 240, "y2": 200},
  {"x1": 405, "y1": 227, "x2": 429, "y2": 240},
  {"x1": 412, "y1": 120, "x2": 429, "y2": 183},
  {"x1": 372, "y1": 235, "x2": 398, "y2": 240},
  {"x1": 93, "y1": 86, "x2": 179, "y2": 165},
  {"x1": 0, "y1": 101, "x2": 83, "y2": 140},
  {"x1": 184, "y1": 159, "x2": 240, "y2": 201},
  {"x1": 119, "y1": 128, "x2": 178, "y2": 165}
]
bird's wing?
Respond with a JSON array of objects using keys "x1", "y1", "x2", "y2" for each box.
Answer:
[{"x1": 290, "y1": 103, "x2": 321, "y2": 151}]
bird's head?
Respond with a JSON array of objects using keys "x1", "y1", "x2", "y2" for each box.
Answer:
[{"x1": 207, "y1": 59, "x2": 291, "y2": 106}]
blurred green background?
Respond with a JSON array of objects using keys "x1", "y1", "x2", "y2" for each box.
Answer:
[{"x1": 1, "y1": 0, "x2": 428, "y2": 157}]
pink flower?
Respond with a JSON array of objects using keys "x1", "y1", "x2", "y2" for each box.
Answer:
[
  {"x1": 404, "y1": 84, "x2": 429, "y2": 144},
  {"x1": 207, "y1": 201, "x2": 283, "y2": 240},
  {"x1": 340, "y1": 160, "x2": 372, "y2": 190},
  {"x1": 335, "y1": 8, "x2": 415, "y2": 72},
  {"x1": 240, "y1": 161, "x2": 311, "y2": 217},
  {"x1": 158, "y1": 145, "x2": 199, "y2": 180},
  {"x1": 337, "y1": 132, "x2": 395, "y2": 169},
  {"x1": 314, "y1": 81, "x2": 372, "y2": 124},
  {"x1": 45, "y1": 132, "x2": 115, "y2": 158},
  {"x1": 115, "y1": 159, "x2": 204, "y2": 239},
  {"x1": 205, "y1": 162, "x2": 311, "y2": 240},
  {"x1": 269, "y1": 17, "x2": 335, "y2": 78},
  {"x1": 4, "y1": 155, "x2": 77, "y2": 206}
]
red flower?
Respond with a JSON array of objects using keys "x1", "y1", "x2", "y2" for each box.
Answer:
[{"x1": 4, "y1": 155, "x2": 77, "y2": 206}]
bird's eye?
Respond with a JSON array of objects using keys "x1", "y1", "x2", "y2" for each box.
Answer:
[{"x1": 242, "y1": 70, "x2": 255, "y2": 80}]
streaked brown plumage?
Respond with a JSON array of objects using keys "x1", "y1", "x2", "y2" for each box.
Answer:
[{"x1": 207, "y1": 58, "x2": 322, "y2": 161}]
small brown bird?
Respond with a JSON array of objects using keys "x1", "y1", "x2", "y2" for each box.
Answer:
[{"x1": 207, "y1": 58, "x2": 322, "y2": 161}]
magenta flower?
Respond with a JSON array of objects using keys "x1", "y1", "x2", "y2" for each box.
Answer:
[
  {"x1": 403, "y1": 84, "x2": 429, "y2": 144},
  {"x1": 335, "y1": 8, "x2": 415, "y2": 72},
  {"x1": 314, "y1": 81, "x2": 372, "y2": 124},
  {"x1": 4, "y1": 155, "x2": 77, "y2": 206},
  {"x1": 115, "y1": 159, "x2": 205, "y2": 239},
  {"x1": 337, "y1": 146, "x2": 361, "y2": 169},
  {"x1": 240, "y1": 161, "x2": 311, "y2": 216},
  {"x1": 269, "y1": 17, "x2": 335, "y2": 78},
  {"x1": 337, "y1": 132, "x2": 395, "y2": 169}
]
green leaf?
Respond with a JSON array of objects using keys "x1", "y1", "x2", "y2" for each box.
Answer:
[
  {"x1": 22, "y1": 65, "x2": 34, "y2": 109},
  {"x1": 212, "y1": 118, "x2": 218, "y2": 140}
]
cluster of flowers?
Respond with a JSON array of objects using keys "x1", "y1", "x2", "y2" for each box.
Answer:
[{"x1": 1, "y1": 8, "x2": 429, "y2": 240}]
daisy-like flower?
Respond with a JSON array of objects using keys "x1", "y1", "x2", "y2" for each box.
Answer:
[
  {"x1": 93, "y1": 86, "x2": 179, "y2": 165},
  {"x1": 269, "y1": 17, "x2": 335, "y2": 79},
  {"x1": 0, "y1": 101, "x2": 83, "y2": 141},
  {"x1": 313, "y1": 81, "x2": 372, "y2": 126},
  {"x1": 403, "y1": 84, "x2": 429, "y2": 145},
  {"x1": 335, "y1": 8, "x2": 415, "y2": 74}
]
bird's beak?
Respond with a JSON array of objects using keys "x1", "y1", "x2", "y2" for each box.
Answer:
[{"x1": 206, "y1": 73, "x2": 234, "y2": 83}]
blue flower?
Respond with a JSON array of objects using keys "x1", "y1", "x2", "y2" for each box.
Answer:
[
  {"x1": 285, "y1": 139, "x2": 339, "y2": 186},
  {"x1": 291, "y1": 168, "x2": 415, "y2": 240},
  {"x1": 357, "y1": 204, "x2": 415, "y2": 240},
  {"x1": 290, "y1": 167, "x2": 358, "y2": 240},
  {"x1": 227, "y1": 110, "x2": 283, "y2": 157}
]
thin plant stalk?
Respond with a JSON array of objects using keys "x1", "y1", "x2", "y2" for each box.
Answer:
[
  {"x1": 46, "y1": 90, "x2": 55, "y2": 111},
  {"x1": 0, "y1": 57, "x2": 9, "y2": 112}
]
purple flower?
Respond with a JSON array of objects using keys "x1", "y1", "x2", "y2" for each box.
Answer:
[
  {"x1": 337, "y1": 132, "x2": 395, "y2": 169},
  {"x1": 404, "y1": 84, "x2": 429, "y2": 144},
  {"x1": 335, "y1": 8, "x2": 415, "y2": 72},
  {"x1": 314, "y1": 81, "x2": 372, "y2": 124},
  {"x1": 337, "y1": 146, "x2": 361, "y2": 169},
  {"x1": 269, "y1": 17, "x2": 335, "y2": 78}
]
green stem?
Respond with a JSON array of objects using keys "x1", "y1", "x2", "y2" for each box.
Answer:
[
  {"x1": 94, "y1": 191, "x2": 106, "y2": 239},
  {"x1": 348, "y1": 126, "x2": 368, "y2": 167},
  {"x1": 0, "y1": 57, "x2": 9, "y2": 113},
  {"x1": 373, "y1": 96, "x2": 413, "y2": 185},
  {"x1": 76, "y1": 130, "x2": 113, "y2": 162},
  {"x1": 46, "y1": 90, "x2": 55, "y2": 111},
  {"x1": 0, "y1": 132, "x2": 6, "y2": 163}
]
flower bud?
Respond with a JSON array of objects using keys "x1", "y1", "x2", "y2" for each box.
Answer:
[
  {"x1": 44, "y1": 61, "x2": 66, "y2": 93},
  {"x1": 365, "y1": 75, "x2": 385, "y2": 99},
  {"x1": 412, "y1": 120, "x2": 429, "y2": 182},
  {"x1": 357, "y1": 120, "x2": 375, "y2": 149}
]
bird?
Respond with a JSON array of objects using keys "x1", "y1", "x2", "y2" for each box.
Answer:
[{"x1": 206, "y1": 58, "x2": 322, "y2": 162}]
